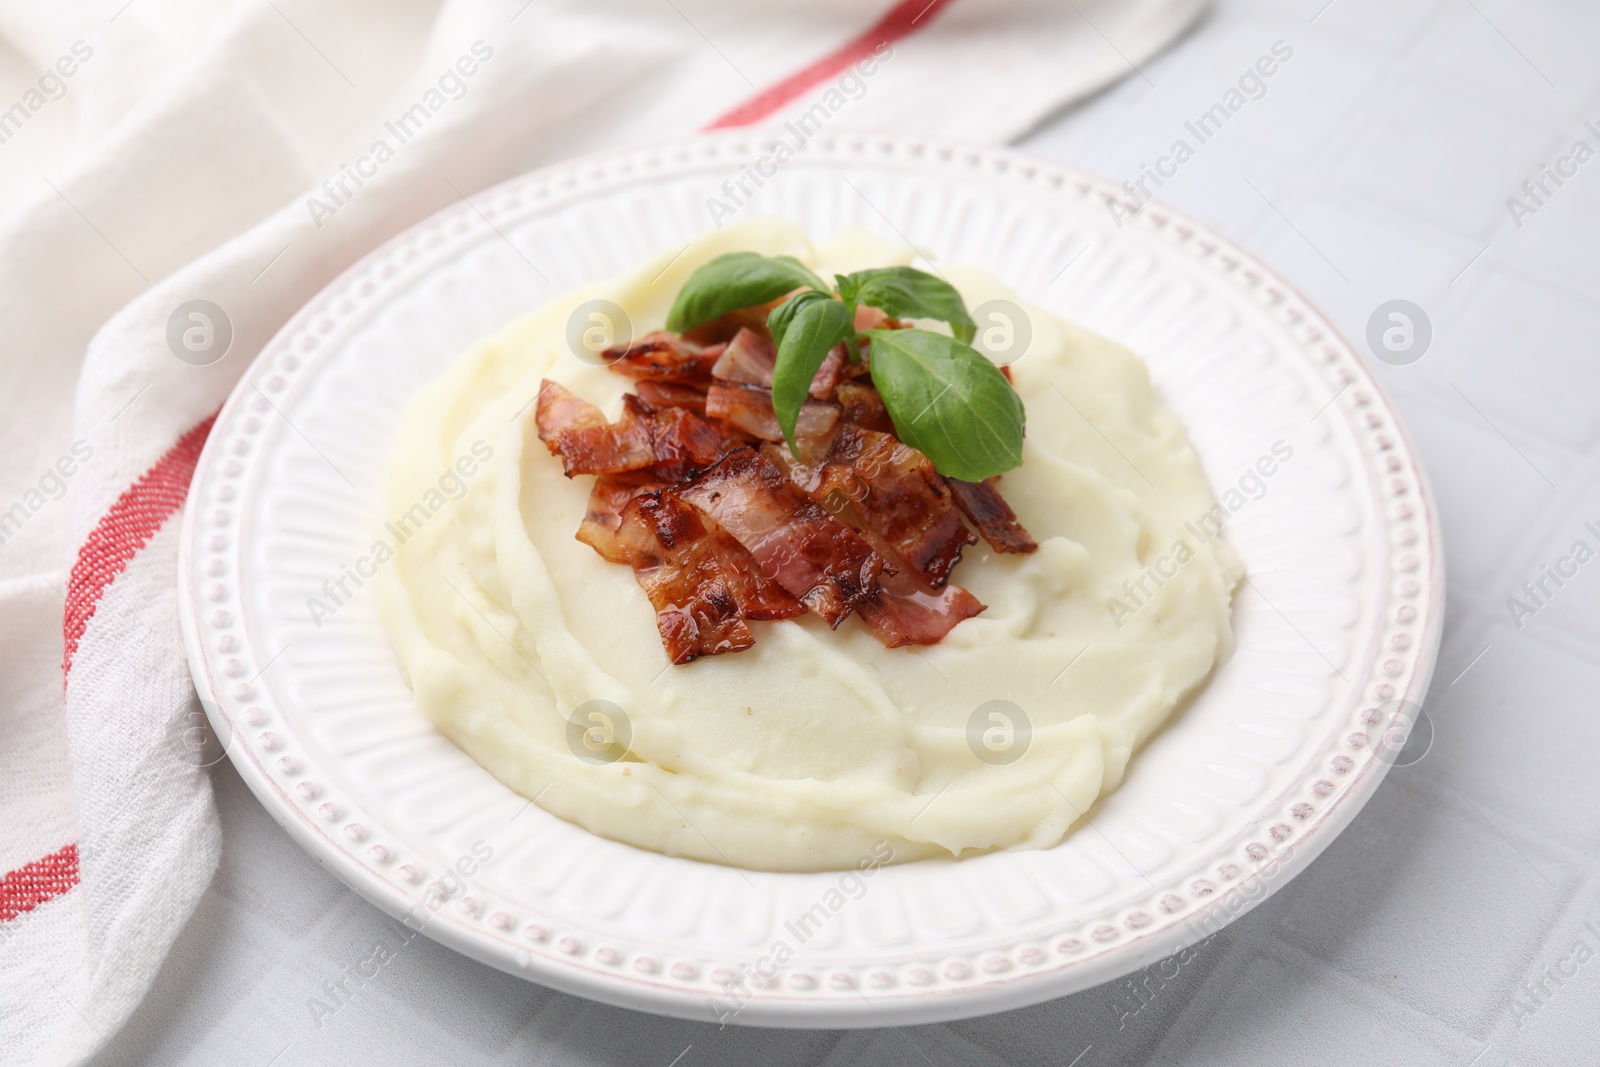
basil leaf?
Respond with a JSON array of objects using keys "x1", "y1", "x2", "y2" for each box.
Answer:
[
  {"x1": 770, "y1": 291, "x2": 856, "y2": 452},
  {"x1": 865, "y1": 328, "x2": 1024, "y2": 481},
  {"x1": 665, "y1": 252, "x2": 829, "y2": 332},
  {"x1": 836, "y1": 267, "x2": 976, "y2": 343}
]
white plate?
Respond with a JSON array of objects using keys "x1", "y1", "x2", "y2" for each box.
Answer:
[{"x1": 178, "y1": 132, "x2": 1444, "y2": 1028}]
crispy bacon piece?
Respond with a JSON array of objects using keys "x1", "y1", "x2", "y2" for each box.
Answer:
[
  {"x1": 582, "y1": 472, "x2": 802, "y2": 636},
  {"x1": 620, "y1": 392, "x2": 652, "y2": 422},
  {"x1": 678, "y1": 448, "x2": 886, "y2": 627},
  {"x1": 858, "y1": 582, "x2": 986, "y2": 648},
  {"x1": 604, "y1": 331, "x2": 725, "y2": 383},
  {"x1": 706, "y1": 383, "x2": 840, "y2": 444},
  {"x1": 645, "y1": 406, "x2": 744, "y2": 482},
  {"x1": 771, "y1": 425, "x2": 975, "y2": 590},
  {"x1": 850, "y1": 529, "x2": 984, "y2": 647},
  {"x1": 711, "y1": 327, "x2": 777, "y2": 386},
  {"x1": 707, "y1": 528, "x2": 807, "y2": 620},
  {"x1": 758, "y1": 440, "x2": 828, "y2": 496},
  {"x1": 535, "y1": 380, "x2": 607, "y2": 445},
  {"x1": 835, "y1": 381, "x2": 895, "y2": 434},
  {"x1": 635, "y1": 380, "x2": 708, "y2": 415},
  {"x1": 537, "y1": 379, "x2": 741, "y2": 481},
  {"x1": 712, "y1": 328, "x2": 848, "y2": 401},
  {"x1": 848, "y1": 528, "x2": 984, "y2": 647},
  {"x1": 545, "y1": 418, "x2": 655, "y2": 477},
  {"x1": 535, "y1": 380, "x2": 656, "y2": 476},
  {"x1": 809, "y1": 345, "x2": 847, "y2": 400},
  {"x1": 616, "y1": 492, "x2": 754, "y2": 664},
  {"x1": 577, "y1": 473, "x2": 664, "y2": 563},
  {"x1": 949, "y1": 477, "x2": 1038, "y2": 554}
]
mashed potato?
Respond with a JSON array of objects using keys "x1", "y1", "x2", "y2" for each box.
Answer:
[{"x1": 375, "y1": 220, "x2": 1242, "y2": 872}]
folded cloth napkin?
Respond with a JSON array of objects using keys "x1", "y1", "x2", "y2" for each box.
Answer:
[{"x1": 0, "y1": 0, "x2": 1203, "y2": 1061}]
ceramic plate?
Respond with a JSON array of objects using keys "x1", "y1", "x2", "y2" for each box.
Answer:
[{"x1": 178, "y1": 132, "x2": 1443, "y2": 1027}]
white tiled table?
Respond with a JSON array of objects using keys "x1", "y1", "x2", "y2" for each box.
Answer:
[{"x1": 98, "y1": 1, "x2": 1600, "y2": 1063}]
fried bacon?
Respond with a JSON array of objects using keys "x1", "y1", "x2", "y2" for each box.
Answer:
[
  {"x1": 615, "y1": 492, "x2": 754, "y2": 663},
  {"x1": 634, "y1": 380, "x2": 708, "y2": 415},
  {"x1": 848, "y1": 527, "x2": 985, "y2": 647},
  {"x1": 949, "y1": 477, "x2": 1038, "y2": 554},
  {"x1": 645, "y1": 406, "x2": 743, "y2": 482},
  {"x1": 707, "y1": 527, "x2": 807, "y2": 620},
  {"x1": 603, "y1": 331, "x2": 725, "y2": 383},
  {"x1": 536, "y1": 298, "x2": 1035, "y2": 663},
  {"x1": 587, "y1": 474, "x2": 803, "y2": 632},
  {"x1": 678, "y1": 448, "x2": 886, "y2": 628},
  {"x1": 762, "y1": 426, "x2": 974, "y2": 589},
  {"x1": 810, "y1": 345, "x2": 847, "y2": 399},
  {"x1": 711, "y1": 327, "x2": 777, "y2": 386},
  {"x1": 536, "y1": 381, "x2": 655, "y2": 476},
  {"x1": 710, "y1": 328, "x2": 845, "y2": 401},
  {"x1": 811, "y1": 426, "x2": 975, "y2": 589},
  {"x1": 550, "y1": 418, "x2": 655, "y2": 476},
  {"x1": 706, "y1": 383, "x2": 840, "y2": 444},
  {"x1": 858, "y1": 576, "x2": 986, "y2": 648},
  {"x1": 835, "y1": 381, "x2": 895, "y2": 434},
  {"x1": 535, "y1": 380, "x2": 606, "y2": 441},
  {"x1": 537, "y1": 379, "x2": 741, "y2": 481},
  {"x1": 577, "y1": 473, "x2": 663, "y2": 563}
]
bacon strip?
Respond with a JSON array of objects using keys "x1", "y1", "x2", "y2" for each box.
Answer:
[
  {"x1": 535, "y1": 380, "x2": 606, "y2": 445},
  {"x1": 809, "y1": 345, "x2": 846, "y2": 400},
  {"x1": 707, "y1": 528, "x2": 807, "y2": 620},
  {"x1": 759, "y1": 441, "x2": 828, "y2": 496},
  {"x1": 706, "y1": 383, "x2": 840, "y2": 444},
  {"x1": 834, "y1": 381, "x2": 894, "y2": 434},
  {"x1": 537, "y1": 379, "x2": 742, "y2": 481},
  {"x1": 710, "y1": 328, "x2": 846, "y2": 401},
  {"x1": 535, "y1": 380, "x2": 655, "y2": 476},
  {"x1": 645, "y1": 406, "x2": 744, "y2": 482},
  {"x1": 852, "y1": 531, "x2": 985, "y2": 647},
  {"x1": 635, "y1": 381, "x2": 708, "y2": 415},
  {"x1": 678, "y1": 448, "x2": 885, "y2": 627},
  {"x1": 949, "y1": 477, "x2": 1038, "y2": 554},
  {"x1": 604, "y1": 331, "x2": 725, "y2": 383},
  {"x1": 775, "y1": 425, "x2": 975, "y2": 590},
  {"x1": 616, "y1": 492, "x2": 754, "y2": 663},
  {"x1": 580, "y1": 473, "x2": 803, "y2": 622},
  {"x1": 711, "y1": 327, "x2": 777, "y2": 386},
  {"x1": 545, "y1": 417, "x2": 655, "y2": 477},
  {"x1": 858, "y1": 583, "x2": 985, "y2": 647},
  {"x1": 577, "y1": 474, "x2": 663, "y2": 563}
]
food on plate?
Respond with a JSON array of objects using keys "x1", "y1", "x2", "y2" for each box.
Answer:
[
  {"x1": 532, "y1": 250, "x2": 1036, "y2": 664},
  {"x1": 376, "y1": 220, "x2": 1242, "y2": 871}
]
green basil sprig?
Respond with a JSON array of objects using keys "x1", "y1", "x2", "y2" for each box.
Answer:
[
  {"x1": 665, "y1": 253, "x2": 1024, "y2": 480},
  {"x1": 835, "y1": 266, "x2": 976, "y2": 343},
  {"x1": 768, "y1": 291, "x2": 856, "y2": 447},
  {"x1": 665, "y1": 252, "x2": 827, "y2": 333},
  {"x1": 862, "y1": 329, "x2": 1023, "y2": 481}
]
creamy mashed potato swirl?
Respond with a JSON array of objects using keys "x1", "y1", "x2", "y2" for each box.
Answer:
[{"x1": 375, "y1": 220, "x2": 1242, "y2": 872}]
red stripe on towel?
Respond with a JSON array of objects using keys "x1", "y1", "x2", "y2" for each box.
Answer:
[
  {"x1": 704, "y1": 0, "x2": 957, "y2": 129},
  {"x1": 63, "y1": 414, "x2": 217, "y2": 679},
  {"x1": 0, "y1": 843, "x2": 79, "y2": 923}
]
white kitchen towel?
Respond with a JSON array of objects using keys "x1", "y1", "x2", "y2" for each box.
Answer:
[{"x1": 0, "y1": 0, "x2": 1204, "y2": 1062}]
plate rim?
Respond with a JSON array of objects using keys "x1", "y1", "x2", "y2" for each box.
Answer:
[{"x1": 177, "y1": 129, "x2": 1446, "y2": 1027}]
